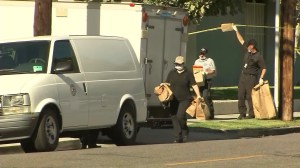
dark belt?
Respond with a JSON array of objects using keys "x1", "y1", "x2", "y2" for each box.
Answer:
[
  {"x1": 242, "y1": 71, "x2": 256, "y2": 76},
  {"x1": 243, "y1": 73, "x2": 256, "y2": 76}
]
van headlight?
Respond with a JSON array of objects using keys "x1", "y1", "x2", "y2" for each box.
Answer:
[{"x1": 1, "y1": 94, "x2": 31, "y2": 115}]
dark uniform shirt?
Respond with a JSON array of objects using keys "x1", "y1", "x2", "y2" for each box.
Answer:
[
  {"x1": 166, "y1": 68, "x2": 196, "y2": 101},
  {"x1": 242, "y1": 43, "x2": 266, "y2": 75}
]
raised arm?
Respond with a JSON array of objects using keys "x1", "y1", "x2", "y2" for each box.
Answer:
[{"x1": 232, "y1": 24, "x2": 245, "y2": 45}]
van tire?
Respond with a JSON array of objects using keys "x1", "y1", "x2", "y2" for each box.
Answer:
[
  {"x1": 20, "y1": 139, "x2": 37, "y2": 153},
  {"x1": 21, "y1": 108, "x2": 59, "y2": 152},
  {"x1": 110, "y1": 105, "x2": 137, "y2": 146}
]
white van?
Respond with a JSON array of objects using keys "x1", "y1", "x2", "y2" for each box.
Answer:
[{"x1": 0, "y1": 35, "x2": 147, "y2": 152}]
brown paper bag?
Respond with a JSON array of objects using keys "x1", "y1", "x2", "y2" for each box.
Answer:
[
  {"x1": 193, "y1": 65, "x2": 204, "y2": 86},
  {"x1": 154, "y1": 83, "x2": 173, "y2": 102},
  {"x1": 220, "y1": 23, "x2": 234, "y2": 32},
  {"x1": 195, "y1": 99, "x2": 211, "y2": 120},
  {"x1": 251, "y1": 80, "x2": 277, "y2": 119},
  {"x1": 186, "y1": 99, "x2": 197, "y2": 117}
]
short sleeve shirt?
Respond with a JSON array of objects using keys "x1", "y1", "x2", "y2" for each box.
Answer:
[
  {"x1": 242, "y1": 43, "x2": 266, "y2": 75},
  {"x1": 165, "y1": 68, "x2": 196, "y2": 101},
  {"x1": 194, "y1": 57, "x2": 216, "y2": 79}
]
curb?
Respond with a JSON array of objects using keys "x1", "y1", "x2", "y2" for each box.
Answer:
[
  {"x1": 189, "y1": 126, "x2": 300, "y2": 138},
  {"x1": 0, "y1": 138, "x2": 81, "y2": 154}
]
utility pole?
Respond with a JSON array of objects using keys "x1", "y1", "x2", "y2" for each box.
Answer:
[
  {"x1": 279, "y1": 0, "x2": 296, "y2": 121},
  {"x1": 34, "y1": 0, "x2": 52, "y2": 36}
]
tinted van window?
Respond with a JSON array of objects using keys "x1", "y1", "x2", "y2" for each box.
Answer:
[
  {"x1": 52, "y1": 40, "x2": 79, "y2": 73},
  {"x1": 0, "y1": 41, "x2": 50, "y2": 74}
]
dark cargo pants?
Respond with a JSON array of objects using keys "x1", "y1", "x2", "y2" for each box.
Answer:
[
  {"x1": 169, "y1": 98, "x2": 190, "y2": 141},
  {"x1": 200, "y1": 79, "x2": 215, "y2": 119},
  {"x1": 238, "y1": 73, "x2": 257, "y2": 117}
]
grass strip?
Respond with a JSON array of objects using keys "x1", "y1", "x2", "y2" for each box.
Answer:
[{"x1": 188, "y1": 117, "x2": 300, "y2": 130}]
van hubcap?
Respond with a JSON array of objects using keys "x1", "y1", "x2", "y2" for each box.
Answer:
[
  {"x1": 122, "y1": 113, "x2": 134, "y2": 138},
  {"x1": 45, "y1": 116, "x2": 57, "y2": 144}
]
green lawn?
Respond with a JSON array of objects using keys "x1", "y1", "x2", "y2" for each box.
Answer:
[
  {"x1": 211, "y1": 86, "x2": 300, "y2": 100},
  {"x1": 188, "y1": 117, "x2": 300, "y2": 130}
]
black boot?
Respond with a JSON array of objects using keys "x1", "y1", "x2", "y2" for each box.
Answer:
[{"x1": 237, "y1": 114, "x2": 246, "y2": 120}]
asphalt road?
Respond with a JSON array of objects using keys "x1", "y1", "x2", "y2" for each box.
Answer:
[{"x1": 1, "y1": 127, "x2": 300, "y2": 168}]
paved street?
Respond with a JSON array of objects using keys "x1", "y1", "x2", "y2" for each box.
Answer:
[
  {"x1": 1, "y1": 112, "x2": 300, "y2": 154},
  {"x1": 1, "y1": 128, "x2": 300, "y2": 167},
  {"x1": 1, "y1": 113, "x2": 300, "y2": 167}
]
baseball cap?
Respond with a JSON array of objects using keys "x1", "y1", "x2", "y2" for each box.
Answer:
[
  {"x1": 200, "y1": 48, "x2": 208, "y2": 54},
  {"x1": 174, "y1": 56, "x2": 184, "y2": 64},
  {"x1": 247, "y1": 39, "x2": 257, "y2": 47}
]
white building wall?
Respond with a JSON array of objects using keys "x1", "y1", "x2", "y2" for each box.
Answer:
[
  {"x1": 52, "y1": 2, "x2": 90, "y2": 36},
  {"x1": 0, "y1": 1, "x2": 143, "y2": 61},
  {"x1": 99, "y1": 4, "x2": 143, "y2": 62},
  {"x1": 0, "y1": 1, "x2": 34, "y2": 40},
  {"x1": 0, "y1": 1, "x2": 103, "y2": 37}
]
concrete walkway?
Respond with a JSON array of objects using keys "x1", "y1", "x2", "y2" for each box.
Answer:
[{"x1": 213, "y1": 99, "x2": 300, "y2": 115}]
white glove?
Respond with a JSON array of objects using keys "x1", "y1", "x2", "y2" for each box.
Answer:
[
  {"x1": 259, "y1": 78, "x2": 264, "y2": 85},
  {"x1": 232, "y1": 24, "x2": 238, "y2": 32},
  {"x1": 196, "y1": 96, "x2": 204, "y2": 102},
  {"x1": 160, "y1": 83, "x2": 170, "y2": 86}
]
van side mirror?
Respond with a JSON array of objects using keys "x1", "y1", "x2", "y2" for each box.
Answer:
[{"x1": 53, "y1": 60, "x2": 73, "y2": 73}]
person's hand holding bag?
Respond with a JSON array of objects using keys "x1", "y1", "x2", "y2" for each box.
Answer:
[
  {"x1": 232, "y1": 24, "x2": 238, "y2": 32},
  {"x1": 259, "y1": 78, "x2": 264, "y2": 85}
]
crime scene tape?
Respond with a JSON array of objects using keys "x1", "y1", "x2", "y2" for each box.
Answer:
[{"x1": 188, "y1": 23, "x2": 290, "y2": 36}]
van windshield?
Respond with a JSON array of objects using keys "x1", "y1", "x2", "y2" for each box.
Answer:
[{"x1": 0, "y1": 40, "x2": 50, "y2": 75}]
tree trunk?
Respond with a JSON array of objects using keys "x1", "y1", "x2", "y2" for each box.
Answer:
[
  {"x1": 279, "y1": 0, "x2": 296, "y2": 121},
  {"x1": 34, "y1": 0, "x2": 52, "y2": 36}
]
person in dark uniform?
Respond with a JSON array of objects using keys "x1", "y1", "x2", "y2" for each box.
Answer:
[
  {"x1": 233, "y1": 25, "x2": 267, "y2": 119},
  {"x1": 165, "y1": 56, "x2": 201, "y2": 143},
  {"x1": 194, "y1": 48, "x2": 217, "y2": 119}
]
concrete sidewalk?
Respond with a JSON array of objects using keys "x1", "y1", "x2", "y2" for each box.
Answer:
[{"x1": 213, "y1": 99, "x2": 300, "y2": 115}]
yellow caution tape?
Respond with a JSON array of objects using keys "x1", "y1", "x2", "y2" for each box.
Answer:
[
  {"x1": 188, "y1": 27, "x2": 221, "y2": 35},
  {"x1": 188, "y1": 23, "x2": 294, "y2": 36}
]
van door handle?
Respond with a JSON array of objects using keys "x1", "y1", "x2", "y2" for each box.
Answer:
[
  {"x1": 146, "y1": 24, "x2": 155, "y2": 29},
  {"x1": 175, "y1": 27, "x2": 183, "y2": 33},
  {"x1": 83, "y1": 83, "x2": 87, "y2": 95},
  {"x1": 144, "y1": 58, "x2": 153, "y2": 74},
  {"x1": 144, "y1": 58, "x2": 153, "y2": 65}
]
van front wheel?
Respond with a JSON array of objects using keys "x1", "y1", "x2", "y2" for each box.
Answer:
[
  {"x1": 110, "y1": 105, "x2": 137, "y2": 146},
  {"x1": 21, "y1": 108, "x2": 59, "y2": 152}
]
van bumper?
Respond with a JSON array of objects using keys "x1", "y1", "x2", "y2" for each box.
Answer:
[{"x1": 0, "y1": 113, "x2": 40, "y2": 142}]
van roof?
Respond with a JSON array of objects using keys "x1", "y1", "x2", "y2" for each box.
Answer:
[{"x1": 0, "y1": 35, "x2": 126, "y2": 43}]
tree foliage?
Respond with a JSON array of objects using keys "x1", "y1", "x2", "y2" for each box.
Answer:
[{"x1": 143, "y1": 0, "x2": 242, "y2": 24}]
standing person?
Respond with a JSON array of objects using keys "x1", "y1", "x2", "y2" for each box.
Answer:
[
  {"x1": 165, "y1": 56, "x2": 201, "y2": 143},
  {"x1": 194, "y1": 48, "x2": 217, "y2": 119},
  {"x1": 232, "y1": 24, "x2": 267, "y2": 119}
]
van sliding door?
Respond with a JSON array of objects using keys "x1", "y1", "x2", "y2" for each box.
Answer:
[{"x1": 52, "y1": 40, "x2": 89, "y2": 129}]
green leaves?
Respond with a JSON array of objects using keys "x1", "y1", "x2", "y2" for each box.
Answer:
[{"x1": 143, "y1": 0, "x2": 242, "y2": 24}]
